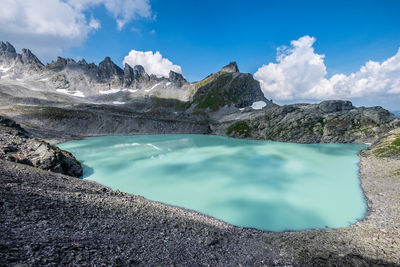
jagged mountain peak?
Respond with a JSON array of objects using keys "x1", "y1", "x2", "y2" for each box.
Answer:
[
  {"x1": 192, "y1": 66, "x2": 270, "y2": 111},
  {"x1": 133, "y1": 64, "x2": 146, "y2": 74},
  {"x1": 169, "y1": 71, "x2": 187, "y2": 87},
  {"x1": 20, "y1": 48, "x2": 44, "y2": 67},
  {"x1": 123, "y1": 63, "x2": 150, "y2": 87},
  {"x1": 99, "y1": 56, "x2": 121, "y2": 70},
  {"x1": 221, "y1": 61, "x2": 239, "y2": 73},
  {"x1": 124, "y1": 63, "x2": 133, "y2": 72},
  {"x1": 47, "y1": 57, "x2": 77, "y2": 71},
  {"x1": 78, "y1": 58, "x2": 88, "y2": 65},
  {"x1": 0, "y1": 41, "x2": 16, "y2": 54},
  {"x1": 100, "y1": 56, "x2": 114, "y2": 65}
]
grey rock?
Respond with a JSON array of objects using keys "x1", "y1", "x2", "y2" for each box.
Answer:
[
  {"x1": 221, "y1": 61, "x2": 239, "y2": 73},
  {"x1": 215, "y1": 100, "x2": 397, "y2": 144},
  {"x1": 123, "y1": 63, "x2": 134, "y2": 87},
  {"x1": 0, "y1": 41, "x2": 17, "y2": 58},
  {"x1": 0, "y1": 116, "x2": 82, "y2": 177},
  {"x1": 319, "y1": 100, "x2": 354, "y2": 113},
  {"x1": 21, "y1": 48, "x2": 44, "y2": 68},
  {"x1": 123, "y1": 64, "x2": 150, "y2": 88},
  {"x1": 169, "y1": 71, "x2": 187, "y2": 87},
  {"x1": 96, "y1": 57, "x2": 123, "y2": 82},
  {"x1": 133, "y1": 64, "x2": 146, "y2": 76},
  {"x1": 47, "y1": 57, "x2": 73, "y2": 72}
]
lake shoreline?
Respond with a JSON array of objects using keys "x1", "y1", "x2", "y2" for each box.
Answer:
[
  {"x1": 59, "y1": 134, "x2": 368, "y2": 232},
  {"x1": 1, "y1": 133, "x2": 399, "y2": 265}
]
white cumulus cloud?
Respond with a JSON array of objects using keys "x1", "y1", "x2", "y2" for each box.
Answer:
[
  {"x1": 123, "y1": 50, "x2": 182, "y2": 78},
  {"x1": 0, "y1": 0, "x2": 152, "y2": 61},
  {"x1": 254, "y1": 36, "x2": 400, "y2": 106}
]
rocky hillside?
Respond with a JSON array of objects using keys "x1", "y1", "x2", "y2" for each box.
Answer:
[
  {"x1": 214, "y1": 100, "x2": 400, "y2": 144},
  {"x1": 0, "y1": 116, "x2": 82, "y2": 177},
  {"x1": 1, "y1": 41, "x2": 399, "y2": 145},
  {"x1": 1, "y1": 42, "x2": 273, "y2": 108},
  {"x1": 0, "y1": 41, "x2": 193, "y2": 100},
  {"x1": 370, "y1": 127, "x2": 400, "y2": 159},
  {"x1": 190, "y1": 62, "x2": 274, "y2": 111}
]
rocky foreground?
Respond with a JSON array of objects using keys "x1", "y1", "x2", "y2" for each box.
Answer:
[
  {"x1": 1, "y1": 130, "x2": 399, "y2": 266},
  {"x1": 0, "y1": 117, "x2": 82, "y2": 177}
]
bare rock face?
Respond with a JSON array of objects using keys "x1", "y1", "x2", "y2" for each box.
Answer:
[
  {"x1": 221, "y1": 62, "x2": 239, "y2": 73},
  {"x1": 0, "y1": 116, "x2": 82, "y2": 177},
  {"x1": 20, "y1": 48, "x2": 44, "y2": 68},
  {"x1": 97, "y1": 57, "x2": 124, "y2": 82},
  {"x1": 0, "y1": 42, "x2": 44, "y2": 76},
  {"x1": 169, "y1": 71, "x2": 187, "y2": 87},
  {"x1": 319, "y1": 100, "x2": 354, "y2": 113},
  {"x1": 123, "y1": 64, "x2": 151, "y2": 87},
  {"x1": 0, "y1": 41, "x2": 17, "y2": 59}
]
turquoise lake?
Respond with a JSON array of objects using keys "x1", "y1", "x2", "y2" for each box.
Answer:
[{"x1": 59, "y1": 135, "x2": 367, "y2": 232}]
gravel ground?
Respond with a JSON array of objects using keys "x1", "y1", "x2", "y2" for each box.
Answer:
[{"x1": 1, "y1": 143, "x2": 399, "y2": 266}]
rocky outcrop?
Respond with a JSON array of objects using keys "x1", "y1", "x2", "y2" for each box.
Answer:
[
  {"x1": 370, "y1": 128, "x2": 400, "y2": 158},
  {"x1": 0, "y1": 41, "x2": 17, "y2": 60},
  {"x1": 20, "y1": 49, "x2": 44, "y2": 70},
  {"x1": 0, "y1": 42, "x2": 44, "y2": 76},
  {"x1": 0, "y1": 116, "x2": 82, "y2": 177},
  {"x1": 169, "y1": 70, "x2": 187, "y2": 87},
  {"x1": 221, "y1": 61, "x2": 239, "y2": 73},
  {"x1": 47, "y1": 57, "x2": 74, "y2": 72},
  {"x1": 123, "y1": 64, "x2": 151, "y2": 87},
  {"x1": 96, "y1": 57, "x2": 124, "y2": 82},
  {"x1": 191, "y1": 64, "x2": 273, "y2": 111},
  {"x1": 215, "y1": 100, "x2": 399, "y2": 144}
]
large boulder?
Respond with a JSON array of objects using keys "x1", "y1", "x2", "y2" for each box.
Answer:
[{"x1": 0, "y1": 117, "x2": 82, "y2": 177}]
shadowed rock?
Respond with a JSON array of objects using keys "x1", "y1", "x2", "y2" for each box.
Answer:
[
  {"x1": 169, "y1": 71, "x2": 187, "y2": 87},
  {"x1": 97, "y1": 57, "x2": 124, "y2": 81},
  {"x1": 0, "y1": 116, "x2": 82, "y2": 177}
]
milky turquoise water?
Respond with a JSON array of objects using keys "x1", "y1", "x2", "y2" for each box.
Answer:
[{"x1": 59, "y1": 135, "x2": 367, "y2": 232}]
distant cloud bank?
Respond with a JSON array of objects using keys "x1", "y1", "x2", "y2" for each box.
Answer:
[
  {"x1": 0, "y1": 0, "x2": 152, "y2": 60},
  {"x1": 123, "y1": 50, "x2": 182, "y2": 78},
  {"x1": 254, "y1": 36, "x2": 400, "y2": 104}
]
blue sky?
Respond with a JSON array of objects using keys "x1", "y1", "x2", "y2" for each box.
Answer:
[
  {"x1": 1, "y1": 0, "x2": 400, "y2": 109},
  {"x1": 64, "y1": 0, "x2": 400, "y2": 81}
]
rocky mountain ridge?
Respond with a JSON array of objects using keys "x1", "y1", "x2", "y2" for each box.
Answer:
[
  {"x1": 0, "y1": 41, "x2": 399, "y2": 145},
  {"x1": 0, "y1": 41, "x2": 268, "y2": 109},
  {"x1": 214, "y1": 100, "x2": 399, "y2": 143}
]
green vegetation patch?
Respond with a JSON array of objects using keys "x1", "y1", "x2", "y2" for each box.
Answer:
[
  {"x1": 14, "y1": 106, "x2": 91, "y2": 120},
  {"x1": 226, "y1": 121, "x2": 251, "y2": 138},
  {"x1": 150, "y1": 97, "x2": 190, "y2": 110},
  {"x1": 374, "y1": 135, "x2": 400, "y2": 158},
  {"x1": 194, "y1": 73, "x2": 234, "y2": 111},
  {"x1": 39, "y1": 107, "x2": 90, "y2": 120}
]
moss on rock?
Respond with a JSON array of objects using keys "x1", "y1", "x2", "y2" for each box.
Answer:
[
  {"x1": 226, "y1": 121, "x2": 251, "y2": 138},
  {"x1": 373, "y1": 135, "x2": 400, "y2": 158}
]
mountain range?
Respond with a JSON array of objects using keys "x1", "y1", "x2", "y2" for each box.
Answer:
[
  {"x1": 0, "y1": 41, "x2": 269, "y2": 108},
  {"x1": 0, "y1": 41, "x2": 399, "y2": 145}
]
